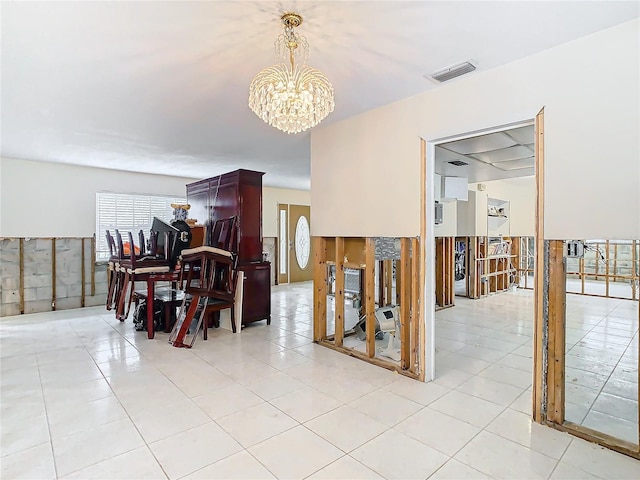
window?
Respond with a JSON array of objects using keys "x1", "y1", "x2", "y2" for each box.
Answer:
[{"x1": 95, "y1": 192, "x2": 185, "y2": 260}]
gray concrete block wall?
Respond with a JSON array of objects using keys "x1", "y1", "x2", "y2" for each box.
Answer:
[{"x1": 0, "y1": 237, "x2": 108, "y2": 318}]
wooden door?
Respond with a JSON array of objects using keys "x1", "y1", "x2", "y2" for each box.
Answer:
[{"x1": 288, "y1": 205, "x2": 312, "y2": 283}]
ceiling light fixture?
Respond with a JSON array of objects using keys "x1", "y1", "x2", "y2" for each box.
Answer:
[{"x1": 248, "y1": 12, "x2": 335, "y2": 134}]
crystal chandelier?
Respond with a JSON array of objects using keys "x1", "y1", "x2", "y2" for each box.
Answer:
[{"x1": 249, "y1": 12, "x2": 335, "y2": 134}]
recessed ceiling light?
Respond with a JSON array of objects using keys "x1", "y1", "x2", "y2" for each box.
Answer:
[{"x1": 448, "y1": 160, "x2": 468, "y2": 166}]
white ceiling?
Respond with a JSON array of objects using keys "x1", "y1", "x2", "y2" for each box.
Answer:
[{"x1": 1, "y1": 1, "x2": 638, "y2": 189}]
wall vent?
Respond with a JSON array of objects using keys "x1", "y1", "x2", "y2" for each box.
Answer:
[
  {"x1": 430, "y1": 61, "x2": 476, "y2": 83},
  {"x1": 448, "y1": 160, "x2": 468, "y2": 166}
]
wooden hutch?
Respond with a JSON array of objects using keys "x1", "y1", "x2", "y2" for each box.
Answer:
[{"x1": 186, "y1": 169, "x2": 271, "y2": 326}]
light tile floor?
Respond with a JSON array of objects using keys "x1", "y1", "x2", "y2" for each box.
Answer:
[
  {"x1": 1, "y1": 282, "x2": 639, "y2": 479},
  {"x1": 437, "y1": 288, "x2": 638, "y2": 445}
]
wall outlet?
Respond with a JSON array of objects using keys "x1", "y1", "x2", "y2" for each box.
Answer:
[{"x1": 566, "y1": 240, "x2": 585, "y2": 258}]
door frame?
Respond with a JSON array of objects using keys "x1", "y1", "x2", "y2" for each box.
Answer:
[
  {"x1": 421, "y1": 114, "x2": 541, "y2": 383},
  {"x1": 277, "y1": 204, "x2": 289, "y2": 284}
]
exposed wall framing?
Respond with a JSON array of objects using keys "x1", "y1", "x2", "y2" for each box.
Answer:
[
  {"x1": 565, "y1": 239, "x2": 639, "y2": 300},
  {"x1": 541, "y1": 238, "x2": 640, "y2": 459},
  {"x1": 0, "y1": 236, "x2": 108, "y2": 317},
  {"x1": 313, "y1": 236, "x2": 423, "y2": 380},
  {"x1": 435, "y1": 237, "x2": 455, "y2": 309}
]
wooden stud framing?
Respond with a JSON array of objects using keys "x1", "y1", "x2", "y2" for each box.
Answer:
[
  {"x1": 547, "y1": 422, "x2": 639, "y2": 460},
  {"x1": 334, "y1": 237, "x2": 345, "y2": 347},
  {"x1": 313, "y1": 237, "x2": 328, "y2": 342},
  {"x1": 633, "y1": 240, "x2": 637, "y2": 301},
  {"x1": 546, "y1": 240, "x2": 566, "y2": 424},
  {"x1": 605, "y1": 240, "x2": 610, "y2": 297},
  {"x1": 512, "y1": 237, "x2": 521, "y2": 286},
  {"x1": 400, "y1": 238, "x2": 411, "y2": 369},
  {"x1": 364, "y1": 238, "x2": 376, "y2": 358},
  {"x1": 410, "y1": 238, "x2": 420, "y2": 374},
  {"x1": 377, "y1": 261, "x2": 385, "y2": 307},
  {"x1": 318, "y1": 339, "x2": 420, "y2": 380},
  {"x1": 81, "y1": 238, "x2": 86, "y2": 308},
  {"x1": 435, "y1": 238, "x2": 444, "y2": 307},
  {"x1": 435, "y1": 237, "x2": 455, "y2": 308},
  {"x1": 533, "y1": 108, "x2": 545, "y2": 423},
  {"x1": 468, "y1": 237, "x2": 478, "y2": 298},
  {"x1": 19, "y1": 238, "x2": 25, "y2": 314},
  {"x1": 51, "y1": 238, "x2": 57, "y2": 311},
  {"x1": 385, "y1": 260, "x2": 393, "y2": 306}
]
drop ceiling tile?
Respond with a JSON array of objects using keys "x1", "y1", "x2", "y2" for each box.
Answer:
[
  {"x1": 435, "y1": 146, "x2": 467, "y2": 162},
  {"x1": 505, "y1": 125, "x2": 535, "y2": 144},
  {"x1": 492, "y1": 157, "x2": 535, "y2": 171},
  {"x1": 472, "y1": 145, "x2": 535, "y2": 164},
  {"x1": 441, "y1": 132, "x2": 517, "y2": 155}
]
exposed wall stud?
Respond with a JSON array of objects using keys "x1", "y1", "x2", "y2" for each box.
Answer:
[
  {"x1": 365, "y1": 238, "x2": 376, "y2": 358},
  {"x1": 313, "y1": 237, "x2": 327, "y2": 342},
  {"x1": 533, "y1": 107, "x2": 545, "y2": 423},
  {"x1": 19, "y1": 238, "x2": 25, "y2": 314},
  {"x1": 334, "y1": 237, "x2": 345, "y2": 347},
  {"x1": 51, "y1": 238, "x2": 57, "y2": 311}
]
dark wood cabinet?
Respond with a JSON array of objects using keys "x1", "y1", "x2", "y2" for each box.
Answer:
[{"x1": 186, "y1": 170, "x2": 271, "y2": 326}]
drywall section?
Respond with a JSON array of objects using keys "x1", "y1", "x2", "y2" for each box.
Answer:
[
  {"x1": 310, "y1": 19, "x2": 640, "y2": 240},
  {"x1": 470, "y1": 177, "x2": 536, "y2": 237},
  {"x1": 0, "y1": 158, "x2": 198, "y2": 238},
  {"x1": 0, "y1": 158, "x2": 311, "y2": 240},
  {"x1": 262, "y1": 187, "x2": 311, "y2": 238}
]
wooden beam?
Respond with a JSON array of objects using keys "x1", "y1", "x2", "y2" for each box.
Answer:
[
  {"x1": 51, "y1": 238, "x2": 56, "y2": 311},
  {"x1": 81, "y1": 238, "x2": 86, "y2": 308},
  {"x1": 546, "y1": 240, "x2": 566, "y2": 424},
  {"x1": 365, "y1": 238, "x2": 376, "y2": 358},
  {"x1": 580, "y1": 255, "x2": 585, "y2": 295},
  {"x1": 448, "y1": 238, "x2": 454, "y2": 300},
  {"x1": 533, "y1": 108, "x2": 545, "y2": 423},
  {"x1": 395, "y1": 261, "x2": 402, "y2": 305},
  {"x1": 410, "y1": 237, "x2": 420, "y2": 374},
  {"x1": 435, "y1": 238, "x2": 444, "y2": 307},
  {"x1": 400, "y1": 238, "x2": 411, "y2": 369},
  {"x1": 548, "y1": 421, "x2": 640, "y2": 460},
  {"x1": 632, "y1": 240, "x2": 637, "y2": 301},
  {"x1": 385, "y1": 259, "x2": 393, "y2": 306},
  {"x1": 19, "y1": 238, "x2": 24, "y2": 314},
  {"x1": 378, "y1": 260, "x2": 385, "y2": 307},
  {"x1": 334, "y1": 237, "x2": 345, "y2": 347},
  {"x1": 313, "y1": 237, "x2": 328, "y2": 342},
  {"x1": 318, "y1": 339, "x2": 420, "y2": 380},
  {"x1": 605, "y1": 240, "x2": 610, "y2": 297}
]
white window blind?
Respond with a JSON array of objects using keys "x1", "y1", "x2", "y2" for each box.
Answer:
[{"x1": 96, "y1": 192, "x2": 185, "y2": 260}]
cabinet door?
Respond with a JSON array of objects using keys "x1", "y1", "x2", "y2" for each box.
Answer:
[
  {"x1": 186, "y1": 183, "x2": 210, "y2": 236},
  {"x1": 240, "y1": 263, "x2": 271, "y2": 324}
]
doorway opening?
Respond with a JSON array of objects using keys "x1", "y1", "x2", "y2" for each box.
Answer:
[{"x1": 428, "y1": 120, "x2": 538, "y2": 409}]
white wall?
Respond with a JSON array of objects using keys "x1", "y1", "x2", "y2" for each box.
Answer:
[
  {"x1": 0, "y1": 158, "x2": 311, "y2": 239},
  {"x1": 0, "y1": 158, "x2": 197, "y2": 237},
  {"x1": 470, "y1": 177, "x2": 536, "y2": 237},
  {"x1": 311, "y1": 19, "x2": 640, "y2": 240},
  {"x1": 262, "y1": 187, "x2": 311, "y2": 238}
]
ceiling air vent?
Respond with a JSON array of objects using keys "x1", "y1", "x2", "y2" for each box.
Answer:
[
  {"x1": 430, "y1": 61, "x2": 476, "y2": 83},
  {"x1": 448, "y1": 160, "x2": 468, "y2": 166}
]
